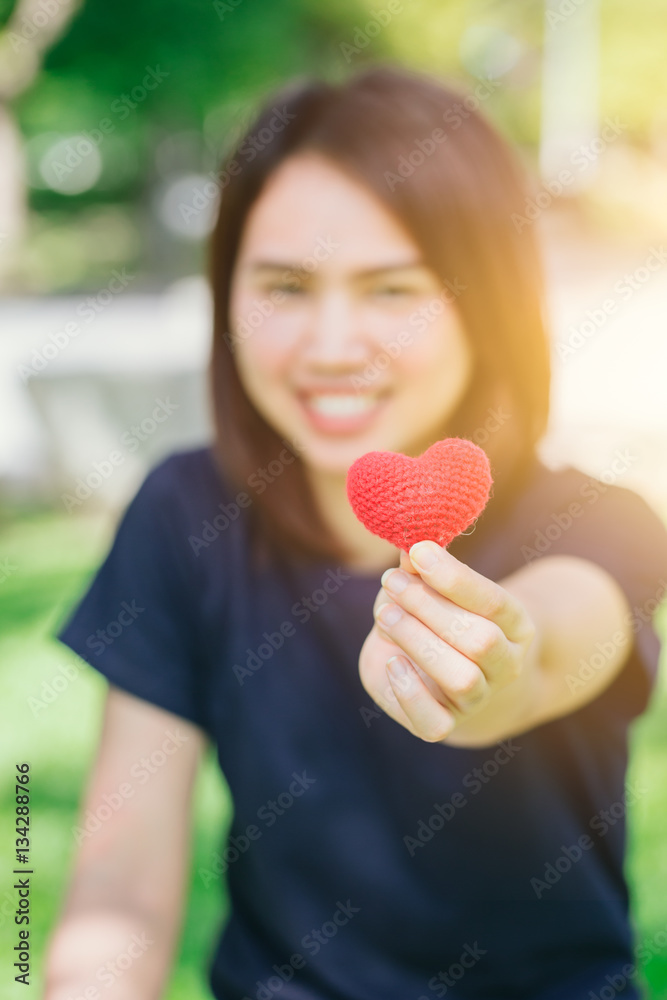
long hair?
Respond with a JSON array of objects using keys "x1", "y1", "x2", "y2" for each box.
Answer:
[{"x1": 208, "y1": 64, "x2": 551, "y2": 565}]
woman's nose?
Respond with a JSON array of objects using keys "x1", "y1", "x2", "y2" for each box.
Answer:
[{"x1": 301, "y1": 290, "x2": 367, "y2": 366}]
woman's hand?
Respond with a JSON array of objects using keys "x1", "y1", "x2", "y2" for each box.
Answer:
[{"x1": 358, "y1": 540, "x2": 539, "y2": 745}]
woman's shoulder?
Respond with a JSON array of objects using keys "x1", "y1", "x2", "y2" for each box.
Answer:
[
  {"x1": 461, "y1": 452, "x2": 667, "y2": 593},
  {"x1": 512, "y1": 456, "x2": 667, "y2": 562},
  {"x1": 131, "y1": 444, "x2": 241, "y2": 521},
  {"x1": 118, "y1": 443, "x2": 253, "y2": 567},
  {"x1": 138, "y1": 443, "x2": 231, "y2": 503}
]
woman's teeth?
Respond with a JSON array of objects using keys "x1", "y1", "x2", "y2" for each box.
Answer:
[{"x1": 305, "y1": 394, "x2": 379, "y2": 417}]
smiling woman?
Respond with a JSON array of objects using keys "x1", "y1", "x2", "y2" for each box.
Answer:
[
  {"x1": 228, "y1": 153, "x2": 473, "y2": 485},
  {"x1": 209, "y1": 66, "x2": 550, "y2": 566},
  {"x1": 47, "y1": 64, "x2": 667, "y2": 1000}
]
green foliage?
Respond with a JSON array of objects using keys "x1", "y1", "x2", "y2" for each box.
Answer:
[
  {"x1": 8, "y1": 0, "x2": 667, "y2": 292},
  {"x1": 0, "y1": 0, "x2": 17, "y2": 30},
  {"x1": 16, "y1": 0, "x2": 379, "y2": 147},
  {"x1": 9, "y1": 0, "x2": 394, "y2": 262},
  {"x1": 9, "y1": 0, "x2": 667, "y2": 193}
]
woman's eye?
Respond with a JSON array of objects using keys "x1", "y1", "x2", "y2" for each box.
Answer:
[
  {"x1": 372, "y1": 285, "x2": 416, "y2": 298},
  {"x1": 270, "y1": 282, "x2": 306, "y2": 295}
]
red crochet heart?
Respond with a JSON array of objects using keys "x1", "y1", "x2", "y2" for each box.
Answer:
[{"x1": 346, "y1": 437, "x2": 492, "y2": 552}]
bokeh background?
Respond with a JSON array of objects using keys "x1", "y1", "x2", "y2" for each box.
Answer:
[{"x1": 1, "y1": 0, "x2": 667, "y2": 996}]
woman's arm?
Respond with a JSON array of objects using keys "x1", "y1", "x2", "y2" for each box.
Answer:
[
  {"x1": 439, "y1": 553, "x2": 633, "y2": 746},
  {"x1": 44, "y1": 685, "x2": 208, "y2": 1000},
  {"x1": 360, "y1": 544, "x2": 636, "y2": 748}
]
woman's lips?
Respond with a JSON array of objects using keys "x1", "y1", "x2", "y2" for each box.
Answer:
[{"x1": 296, "y1": 391, "x2": 388, "y2": 434}]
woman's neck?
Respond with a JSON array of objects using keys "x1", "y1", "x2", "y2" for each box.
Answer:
[{"x1": 304, "y1": 466, "x2": 401, "y2": 575}]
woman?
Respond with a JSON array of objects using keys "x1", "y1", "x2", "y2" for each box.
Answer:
[{"x1": 46, "y1": 65, "x2": 667, "y2": 1000}]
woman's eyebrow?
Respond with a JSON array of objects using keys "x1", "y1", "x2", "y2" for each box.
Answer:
[
  {"x1": 354, "y1": 263, "x2": 427, "y2": 279},
  {"x1": 246, "y1": 260, "x2": 427, "y2": 278},
  {"x1": 247, "y1": 261, "x2": 313, "y2": 277}
]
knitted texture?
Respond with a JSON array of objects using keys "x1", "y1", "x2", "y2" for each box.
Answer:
[{"x1": 346, "y1": 437, "x2": 493, "y2": 552}]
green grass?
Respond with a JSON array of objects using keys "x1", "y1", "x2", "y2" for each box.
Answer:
[{"x1": 0, "y1": 508, "x2": 666, "y2": 998}]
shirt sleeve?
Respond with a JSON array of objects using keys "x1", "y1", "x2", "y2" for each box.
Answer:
[
  {"x1": 56, "y1": 456, "x2": 211, "y2": 735},
  {"x1": 540, "y1": 473, "x2": 667, "y2": 723}
]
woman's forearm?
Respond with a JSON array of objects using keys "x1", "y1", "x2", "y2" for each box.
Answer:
[
  {"x1": 44, "y1": 907, "x2": 176, "y2": 1000},
  {"x1": 443, "y1": 554, "x2": 633, "y2": 747}
]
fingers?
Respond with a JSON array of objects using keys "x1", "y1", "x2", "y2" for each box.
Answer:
[
  {"x1": 375, "y1": 598, "x2": 491, "y2": 712},
  {"x1": 385, "y1": 655, "x2": 456, "y2": 742},
  {"x1": 408, "y1": 541, "x2": 533, "y2": 644},
  {"x1": 358, "y1": 626, "x2": 449, "y2": 740},
  {"x1": 380, "y1": 567, "x2": 516, "y2": 685},
  {"x1": 365, "y1": 546, "x2": 532, "y2": 744}
]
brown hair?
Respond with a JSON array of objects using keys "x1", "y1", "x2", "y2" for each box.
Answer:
[{"x1": 208, "y1": 64, "x2": 550, "y2": 565}]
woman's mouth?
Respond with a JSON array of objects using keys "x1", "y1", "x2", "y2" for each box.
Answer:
[{"x1": 297, "y1": 392, "x2": 387, "y2": 434}]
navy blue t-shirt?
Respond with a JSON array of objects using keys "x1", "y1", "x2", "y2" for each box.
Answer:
[{"x1": 57, "y1": 446, "x2": 667, "y2": 1000}]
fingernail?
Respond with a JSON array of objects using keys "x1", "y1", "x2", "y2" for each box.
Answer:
[
  {"x1": 381, "y1": 568, "x2": 409, "y2": 595},
  {"x1": 377, "y1": 603, "x2": 403, "y2": 627},
  {"x1": 410, "y1": 541, "x2": 440, "y2": 571},
  {"x1": 387, "y1": 655, "x2": 410, "y2": 680}
]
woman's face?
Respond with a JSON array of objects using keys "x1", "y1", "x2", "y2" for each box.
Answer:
[{"x1": 228, "y1": 152, "x2": 473, "y2": 476}]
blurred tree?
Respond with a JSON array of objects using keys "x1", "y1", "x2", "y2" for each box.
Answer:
[
  {"x1": 4, "y1": 0, "x2": 667, "y2": 290},
  {"x1": 0, "y1": 0, "x2": 83, "y2": 264},
  {"x1": 6, "y1": 0, "x2": 388, "y2": 285},
  {"x1": 14, "y1": 0, "x2": 375, "y2": 194}
]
